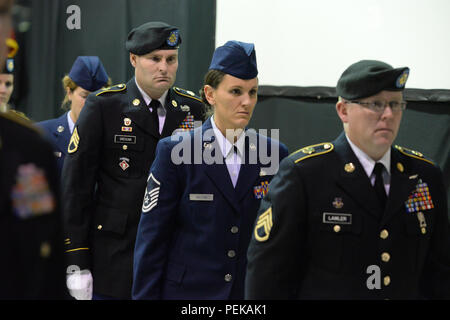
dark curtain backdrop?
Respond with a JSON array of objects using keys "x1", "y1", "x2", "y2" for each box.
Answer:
[
  {"x1": 249, "y1": 86, "x2": 450, "y2": 218},
  {"x1": 15, "y1": 0, "x2": 216, "y2": 121}
]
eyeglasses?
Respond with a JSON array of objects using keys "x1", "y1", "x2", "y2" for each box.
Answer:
[{"x1": 345, "y1": 100, "x2": 407, "y2": 113}]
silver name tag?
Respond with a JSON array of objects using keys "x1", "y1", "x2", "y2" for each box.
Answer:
[
  {"x1": 323, "y1": 212, "x2": 352, "y2": 224},
  {"x1": 114, "y1": 135, "x2": 136, "y2": 144},
  {"x1": 189, "y1": 193, "x2": 214, "y2": 201}
]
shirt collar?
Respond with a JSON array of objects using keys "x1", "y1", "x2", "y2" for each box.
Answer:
[
  {"x1": 67, "y1": 111, "x2": 75, "y2": 134},
  {"x1": 134, "y1": 78, "x2": 167, "y2": 110},
  {"x1": 345, "y1": 133, "x2": 391, "y2": 177},
  {"x1": 211, "y1": 115, "x2": 245, "y2": 158}
]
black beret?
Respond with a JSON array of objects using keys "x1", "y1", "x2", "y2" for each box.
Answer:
[
  {"x1": 336, "y1": 60, "x2": 409, "y2": 100},
  {"x1": 126, "y1": 21, "x2": 181, "y2": 55}
]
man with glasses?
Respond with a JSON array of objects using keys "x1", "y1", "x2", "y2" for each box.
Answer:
[{"x1": 245, "y1": 60, "x2": 450, "y2": 299}]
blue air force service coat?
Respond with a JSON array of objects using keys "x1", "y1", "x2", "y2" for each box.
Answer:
[
  {"x1": 37, "y1": 112, "x2": 71, "y2": 176},
  {"x1": 132, "y1": 118, "x2": 288, "y2": 299},
  {"x1": 245, "y1": 133, "x2": 450, "y2": 299},
  {"x1": 61, "y1": 78, "x2": 205, "y2": 299}
]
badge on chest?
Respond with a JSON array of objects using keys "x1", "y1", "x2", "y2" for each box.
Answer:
[
  {"x1": 253, "y1": 181, "x2": 269, "y2": 199},
  {"x1": 322, "y1": 212, "x2": 352, "y2": 225},
  {"x1": 114, "y1": 135, "x2": 136, "y2": 144},
  {"x1": 405, "y1": 178, "x2": 433, "y2": 234}
]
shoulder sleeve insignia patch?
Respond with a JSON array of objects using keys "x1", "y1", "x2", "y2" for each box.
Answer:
[
  {"x1": 289, "y1": 142, "x2": 334, "y2": 164},
  {"x1": 394, "y1": 145, "x2": 434, "y2": 165},
  {"x1": 173, "y1": 87, "x2": 203, "y2": 103},
  {"x1": 254, "y1": 207, "x2": 273, "y2": 242},
  {"x1": 67, "y1": 127, "x2": 80, "y2": 154},
  {"x1": 95, "y1": 83, "x2": 127, "y2": 96}
]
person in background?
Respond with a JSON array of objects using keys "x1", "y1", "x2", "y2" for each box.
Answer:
[
  {"x1": 132, "y1": 40, "x2": 288, "y2": 300},
  {"x1": 0, "y1": 35, "x2": 28, "y2": 120},
  {"x1": 0, "y1": 0, "x2": 66, "y2": 299},
  {"x1": 61, "y1": 21, "x2": 205, "y2": 300},
  {"x1": 245, "y1": 60, "x2": 450, "y2": 299},
  {"x1": 0, "y1": 37, "x2": 16, "y2": 113},
  {"x1": 37, "y1": 56, "x2": 111, "y2": 175}
]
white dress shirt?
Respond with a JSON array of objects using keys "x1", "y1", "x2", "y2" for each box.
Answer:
[
  {"x1": 345, "y1": 134, "x2": 391, "y2": 195},
  {"x1": 135, "y1": 78, "x2": 167, "y2": 134},
  {"x1": 67, "y1": 111, "x2": 75, "y2": 134},
  {"x1": 211, "y1": 115, "x2": 245, "y2": 188}
]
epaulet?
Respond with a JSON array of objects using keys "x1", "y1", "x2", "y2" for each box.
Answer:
[
  {"x1": 173, "y1": 86, "x2": 203, "y2": 103},
  {"x1": 96, "y1": 83, "x2": 126, "y2": 96},
  {"x1": 0, "y1": 110, "x2": 39, "y2": 133},
  {"x1": 289, "y1": 142, "x2": 334, "y2": 164},
  {"x1": 8, "y1": 109, "x2": 30, "y2": 121},
  {"x1": 394, "y1": 145, "x2": 435, "y2": 165}
]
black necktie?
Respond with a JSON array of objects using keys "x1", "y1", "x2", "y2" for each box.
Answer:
[
  {"x1": 149, "y1": 99, "x2": 160, "y2": 134},
  {"x1": 233, "y1": 145, "x2": 239, "y2": 158},
  {"x1": 230, "y1": 145, "x2": 240, "y2": 187},
  {"x1": 373, "y1": 162, "x2": 387, "y2": 210}
]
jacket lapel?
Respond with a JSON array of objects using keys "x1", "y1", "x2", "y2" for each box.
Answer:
[
  {"x1": 122, "y1": 78, "x2": 160, "y2": 139},
  {"x1": 234, "y1": 132, "x2": 260, "y2": 202},
  {"x1": 381, "y1": 148, "x2": 418, "y2": 224},
  {"x1": 333, "y1": 133, "x2": 383, "y2": 220},
  {"x1": 53, "y1": 112, "x2": 71, "y2": 155}
]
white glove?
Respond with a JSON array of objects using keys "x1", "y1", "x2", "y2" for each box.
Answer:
[{"x1": 66, "y1": 268, "x2": 93, "y2": 300}]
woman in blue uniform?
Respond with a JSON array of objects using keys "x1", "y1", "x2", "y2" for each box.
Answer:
[
  {"x1": 37, "y1": 56, "x2": 110, "y2": 175},
  {"x1": 132, "y1": 40, "x2": 288, "y2": 300}
]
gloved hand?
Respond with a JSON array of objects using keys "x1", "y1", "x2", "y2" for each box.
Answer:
[{"x1": 66, "y1": 268, "x2": 93, "y2": 300}]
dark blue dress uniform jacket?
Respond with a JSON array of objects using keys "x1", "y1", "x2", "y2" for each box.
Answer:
[
  {"x1": 61, "y1": 78, "x2": 205, "y2": 299},
  {"x1": 245, "y1": 132, "x2": 450, "y2": 299},
  {"x1": 37, "y1": 112, "x2": 71, "y2": 177},
  {"x1": 132, "y1": 117, "x2": 288, "y2": 299},
  {"x1": 0, "y1": 112, "x2": 66, "y2": 299}
]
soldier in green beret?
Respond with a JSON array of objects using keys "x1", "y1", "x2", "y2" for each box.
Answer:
[
  {"x1": 61, "y1": 21, "x2": 205, "y2": 300},
  {"x1": 245, "y1": 60, "x2": 450, "y2": 299}
]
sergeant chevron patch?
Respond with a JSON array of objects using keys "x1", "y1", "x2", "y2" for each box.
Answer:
[
  {"x1": 142, "y1": 173, "x2": 161, "y2": 213},
  {"x1": 254, "y1": 207, "x2": 273, "y2": 242},
  {"x1": 68, "y1": 127, "x2": 80, "y2": 154}
]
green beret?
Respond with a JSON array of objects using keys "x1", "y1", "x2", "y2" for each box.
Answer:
[
  {"x1": 336, "y1": 60, "x2": 409, "y2": 100},
  {"x1": 126, "y1": 21, "x2": 181, "y2": 55}
]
